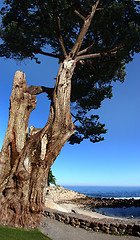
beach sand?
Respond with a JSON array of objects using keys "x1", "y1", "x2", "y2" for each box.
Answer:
[{"x1": 44, "y1": 186, "x2": 123, "y2": 219}]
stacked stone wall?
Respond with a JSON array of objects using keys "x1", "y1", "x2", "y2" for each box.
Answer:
[{"x1": 43, "y1": 208, "x2": 140, "y2": 237}]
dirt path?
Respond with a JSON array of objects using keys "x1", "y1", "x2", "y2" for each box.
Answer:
[{"x1": 39, "y1": 216, "x2": 140, "y2": 240}]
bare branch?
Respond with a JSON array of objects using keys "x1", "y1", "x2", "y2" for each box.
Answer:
[
  {"x1": 90, "y1": 0, "x2": 100, "y2": 18},
  {"x1": 72, "y1": 113, "x2": 84, "y2": 125},
  {"x1": 69, "y1": 0, "x2": 86, "y2": 21},
  {"x1": 107, "y1": 45, "x2": 125, "y2": 53},
  {"x1": 96, "y1": 8, "x2": 104, "y2": 11},
  {"x1": 77, "y1": 43, "x2": 95, "y2": 56},
  {"x1": 52, "y1": 0, "x2": 68, "y2": 58},
  {"x1": 69, "y1": 0, "x2": 100, "y2": 59},
  {"x1": 78, "y1": 58, "x2": 120, "y2": 67},
  {"x1": 76, "y1": 45, "x2": 124, "y2": 61},
  {"x1": 76, "y1": 52, "x2": 113, "y2": 61},
  {"x1": 35, "y1": 49, "x2": 60, "y2": 59},
  {"x1": 57, "y1": 15, "x2": 68, "y2": 58},
  {"x1": 78, "y1": 56, "x2": 122, "y2": 75},
  {"x1": 28, "y1": 86, "x2": 54, "y2": 99}
]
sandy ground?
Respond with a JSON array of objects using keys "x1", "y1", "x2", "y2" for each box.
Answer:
[
  {"x1": 53, "y1": 202, "x2": 117, "y2": 219},
  {"x1": 44, "y1": 186, "x2": 122, "y2": 219},
  {"x1": 45, "y1": 197, "x2": 110, "y2": 219}
]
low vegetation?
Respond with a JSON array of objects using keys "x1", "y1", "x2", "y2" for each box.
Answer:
[{"x1": 0, "y1": 226, "x2": 52, "y2": 240}]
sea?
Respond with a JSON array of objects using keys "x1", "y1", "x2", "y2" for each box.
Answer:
[{"x1": 63, "y1": 186, "x2": 140, "y2": 219}]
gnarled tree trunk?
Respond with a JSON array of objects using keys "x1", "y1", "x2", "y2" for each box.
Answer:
[{"x1": 0, "y1": 58, "x2": 76, "y2": 228}]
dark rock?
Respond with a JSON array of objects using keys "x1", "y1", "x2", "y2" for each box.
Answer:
[
  {"x1": 65, "y1": 196, "x2": 140, "y2": 209},
  {"x1": 92, "y1": 227, "x2": 100, "y2": 232},
  {"x1": 119, "y1": 223, "x2": 127, "y2": 229},
  {"x1": 85, "y1": 221, "x2": 91, "y2": 228},
  {"x1": 71, "y1": 209, "x2": 77, "y2": 213},
  {"x1": 110, "y1": 226, "x2": 118, "y2": 234},
  {"x1": 91, "y1": 221, "x2": 98, "y2": 227},
  {"x1": 133, "y1": 225, "x2": 140, "y2": 236},
  {"x1": 101, "y1": 226, "x2": 110, "y2": 234},
  {"x1": 80, "y1": 224, "x2": 88, "y2": 230}
]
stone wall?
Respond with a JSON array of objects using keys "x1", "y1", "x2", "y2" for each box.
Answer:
[{"x1": 43, "y1": 208, "x2": 140, "y2": 237}]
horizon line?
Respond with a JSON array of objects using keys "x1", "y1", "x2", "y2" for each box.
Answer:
[{"x1": 61, "y1": 185, "x2": 140, "y2": 188}]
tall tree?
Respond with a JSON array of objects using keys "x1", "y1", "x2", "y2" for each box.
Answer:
[{"x1": 0, "y1": 0, "x2": 139, "y2": 228}]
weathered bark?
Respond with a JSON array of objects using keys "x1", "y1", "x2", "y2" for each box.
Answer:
[
  {"x1": 0, "y1": 0, "x2": 100, "y2": 228},
  {"x1": 0, "y1": 58, "x2": 76, "y2": 228},
  {"x1": 0, "y1": 71, "x2": 37, "y2": 186}
]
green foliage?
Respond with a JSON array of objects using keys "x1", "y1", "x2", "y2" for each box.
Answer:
[
  {"x1": 0, "y1": 0, "x2": 140, "y2": 144},
  {"x1": 69, "y1": 114, "x2": 107, "y2": 144},
  {"x1": 0, "y1": 226, "x2": 52, "y2": 240},
  {"x1": 0, "y1": 1, "x2": 139, "y2": 60},
  {"x1": 47, "y1": 168, "x2": 56, "y2": 186}
]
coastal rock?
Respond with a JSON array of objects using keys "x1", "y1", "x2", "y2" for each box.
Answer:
[
  {"x1": 91, "y1": 221, "x2": 98, "y2": 227},
  {"x1": 46, "y1": 185, "x2": 85, "y2": 203},
  {"x1": 45, "y1": 186, "x2": 140, "y2": 211},
  {"x1": 133, "y1": 225, "x2": 140, "y2": 236},
  {"x1": 64, "y1": 196, "x2": 140, "y2": 209}
]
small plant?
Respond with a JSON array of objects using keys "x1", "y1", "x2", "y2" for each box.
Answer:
[{"x1": 47, "y1": 168, "x2": 56, "y2": 186}]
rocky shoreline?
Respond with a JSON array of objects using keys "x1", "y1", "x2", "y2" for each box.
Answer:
[
  {"x1": 47, "y1": 185, "x2": 140, "y2": 210},
  {"x1": 47, "y1": 185, "x2": 85, "y2": 202},
  {"x1": 61, "y1": 196, "x2": 140, "y2": 209}
]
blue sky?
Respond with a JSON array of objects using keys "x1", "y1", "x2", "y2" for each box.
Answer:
[{"x1": 0, "y1": 52, "x2": 140, "y2": 187}]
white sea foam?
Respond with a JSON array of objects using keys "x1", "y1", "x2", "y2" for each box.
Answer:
[{"x1": 114, "y1": 197, "x2": 140, "y2": 200}]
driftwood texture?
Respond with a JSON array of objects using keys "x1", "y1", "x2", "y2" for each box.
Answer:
[{"x1": 0, "y1": 60, "x2": 75, "y2": 228}]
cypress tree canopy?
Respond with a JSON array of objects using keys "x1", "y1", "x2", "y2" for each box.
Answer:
[{"x1": 0, "y1": 0, "x2": 140, "y2": 144}]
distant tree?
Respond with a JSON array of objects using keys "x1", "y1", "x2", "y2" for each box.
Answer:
[
  {"x1": 0, "y1": 0, "x2": 139, "y2": 228},
  {"x1": 47, "y1": 169, "x2": 56, "y2": 186}
]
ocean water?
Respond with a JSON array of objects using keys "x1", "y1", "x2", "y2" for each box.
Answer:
[
  {"x1": 95, "y1": 206, "x2": 140, "y2": 219},
  {"x1": 64, "y1": 186, "x2": 140, "y2": 219},
  {"x1": 64, "y1": 186, "x2": 140, "y2": 199}
]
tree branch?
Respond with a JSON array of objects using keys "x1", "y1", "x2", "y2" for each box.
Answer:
[
  {"x1": 72, "y1": 113, "x2": 84, "y2": 125},
  {"x1": 34, "y1": 49, "x2": 60, "y2": 59},
  {"x1": 76, "y1": 45, "x2": 124, "y2": 61},
  {"x1": 52, "y1": 0, "x2": 68, "y2": 58},
  {"x1": 78, "y1": 58, "x2": 121, "y2": 73},
  {"x1": 69, "y1": 0, "x2": 86, "y2": 21},
  {"x1": 96, "y1": 8, "x2": 104, "y2": 11},
  {"x1": 69, "y1": 0, "x2": 100, "y2": 59},
  {"x1": 77, "y1": 43, "x2": 95, "y2": 56},
  {"x1": 28, "y1": 86, "x2": 54, "y2": 99},
  {"x1": 79, "y1": 58, "x2": 120, "y2": 66}
]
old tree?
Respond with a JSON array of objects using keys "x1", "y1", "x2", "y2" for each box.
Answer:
[{"x1": 0, "y1": 0, "x2": 139, "y2": 228}]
